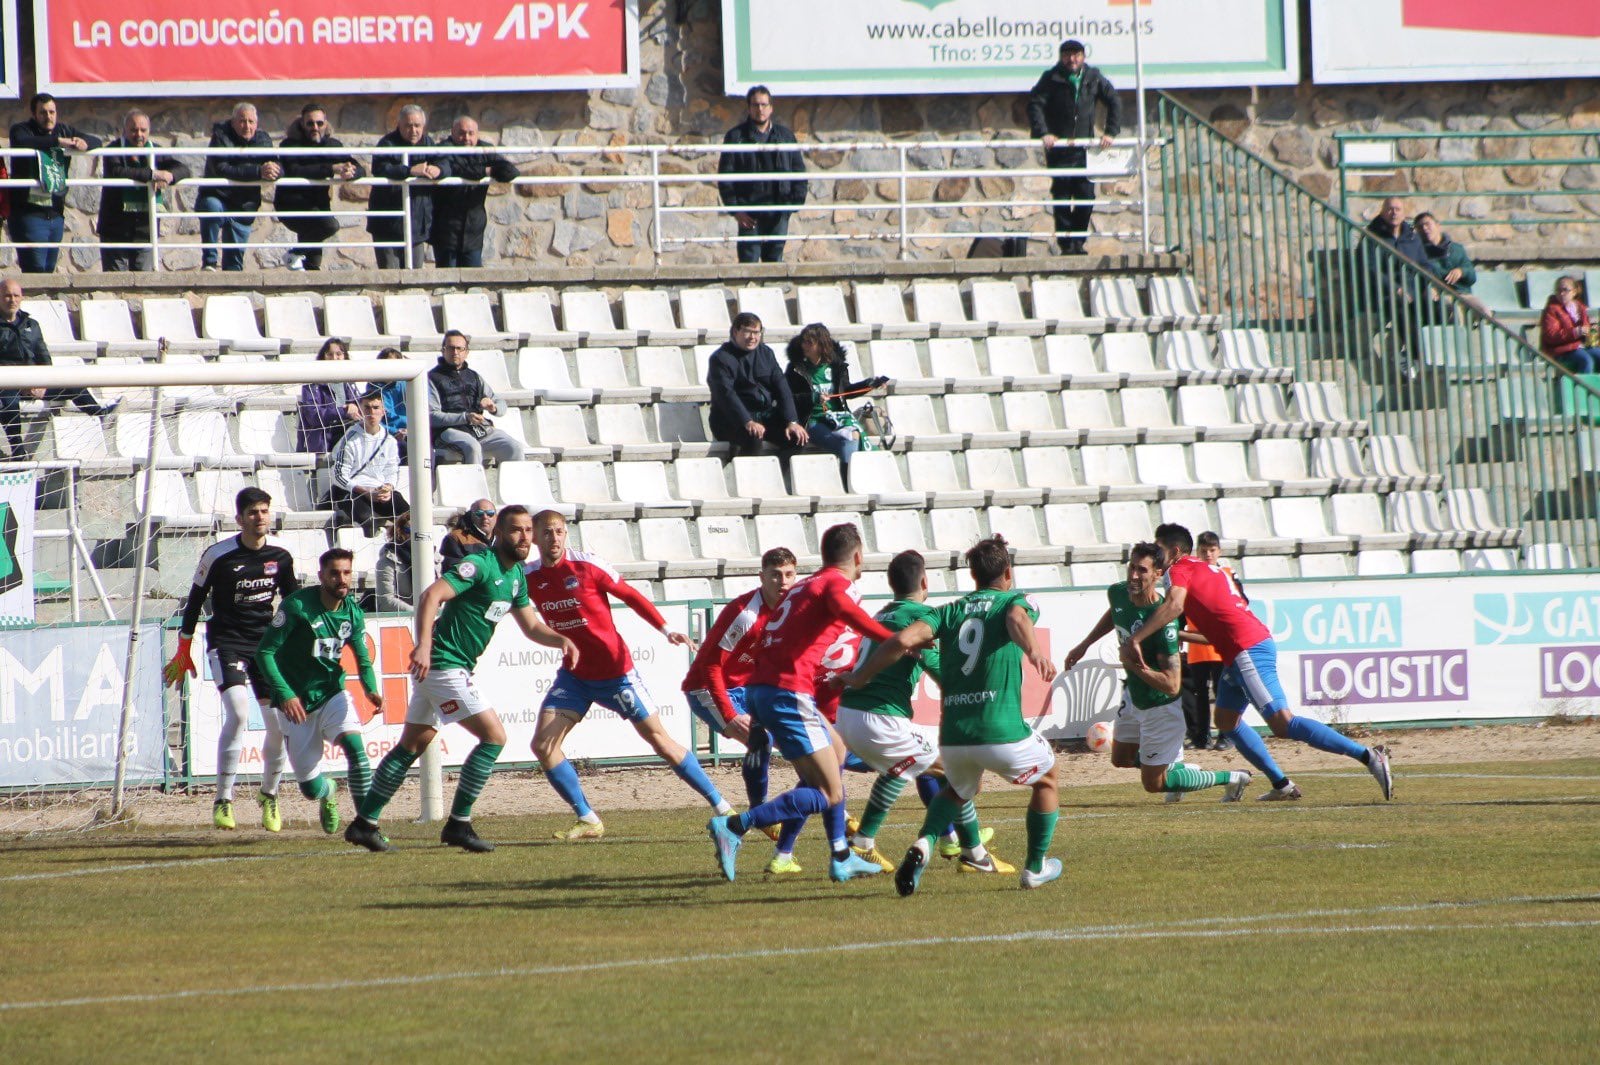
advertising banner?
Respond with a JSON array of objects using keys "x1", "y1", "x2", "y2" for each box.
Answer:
[
  {"x1": 0, "y1": 468, "x2": 36, "y2": 627},
  {"x1": 0, "y1": 623, "x2": 166, "y2": 788},
  {"x1": 1311, "y1": 0, "x2": 1600, "y2": 84},
  {"x1": 185, "y1": 604, "x2": 696, "y2": 778},
  {"x1": 721, "y1": 0, "x2": 1298, "y2": 96},
  {"x1": 0, "y1": 1, "x2": 18, "y2": 99},
  {"x1": 35, "y1": 0, "x2": 639, "y2": 97}
]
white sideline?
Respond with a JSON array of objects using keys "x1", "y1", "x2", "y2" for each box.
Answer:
[
  {"x1": 0, "y1": 849, "x2": 358, "y2": 883},
  {"x1": 2, "y1": 893, "x2": 1595, "y2": 1014}
]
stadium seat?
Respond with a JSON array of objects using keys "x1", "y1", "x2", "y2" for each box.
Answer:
[
  {"x1": 501, "y1": 291, "x2": 576, "y2": 345},
  {"x1": 80, "y1": 298, "x2": 158, "y2": 355},
  {"x1": 21, "y1": 299, "x2": 98, "y2": 356},
  {"x1": 668, "y1": 458, "x2": 735, "y2": 511},
  {"x1": 847, "y1": 451, "x2": 923, "y2": 506},
  {"x1": 1158, "y1": 331, "x2": 1217, "y2": 372},
  {"x1": 594, "y1": 406, "x2": 654, "y2": 451},
  {"x1": 1524, "y1": 542, "x2": 1576, "y2": 569},
  {"x1": 929, "y1": 507, "x2": 984, "y2": 551},
  {"x1": 436, "y1": 465, "x2": 492, "y2": 510},
  {"x1": 1241, "y1": 555, "x2": 1295, "y2": 581},
  {"x1": 515, "y1": 347, "x2": 586, "y2": 399},
  {"x1": 736, "y1": 286, "x2": 795, "y2": 337},
  {"x1": 1133, "y1": 443, "x2": 1196, "y2": 492},
  {"x1": 622, "y1": 289, "x2": 700, "y2": 345},
  {"x1": 965, "y1": 449, "x2": 1042, "y2": 506},
  {"x1": 679, "y1": 287, "x2": 733, "y2": 335},
  {"x1": 441, "y1": 292, "x2": 518, "y2": 348},
  {"x1": 1270, "y1": 497, "x2": 1346, "y2": 552},
  {"x1": 1043, "y1": 502, "x2": 1099, "y2": 547},
  {"x1": 1297, "y1": 554, "x2": 1351, "y2": 580},
  {"x1": 927, "y1": 337, "x2": 989, "y2": 382},
  {"x1": 887, "y1": 395, "x2": 959, "y2": 447},
  {"x1": 1290, "y1": 382, "x2": 1351, "y2": 424},
  {"x1": 1248, "y1": 440, "x2": 1314, "y2": 491},
  {"x1": 987, "y1": 506, "x2": 1059, "y2": 562},
  {"x1": 497, "y1": 461, "x2": 561, "y2": 509},
  {"x1": 382, "y1": 293, "x2": 442, "y2": 345},
  {"x1": 865, "y1": 339, "x2": 925, "y2": 381},
  {"x1": 194, "y1": 469, "x2": 253, "y2": 516},
  {"x1": 324, "y1": 295, "x2": 400, "y2": 347},
  {"x1": 614, "y1": 461, "x2": 679, "y2": 508},
  {"x1": 1369, "y1": 435, "x2": 1427, "y2": 480},
  {"x1": 656, "y1": 403, "x2": 711, "y2": 446},
  {"x1": 1147, "y1": 275, "x2": 1202, "y2": 319},
  {"x1": 1012, "y1": 564, "x2": 1062, "y2": 589},
  {"x1": 1118, "y1": 387, "x2": 1175, "y2": 430},
  {"x1": 262, "y1": 295, "x2": 328, "y2": 352},
  {"x1": 695, "y1": 515, "x2": 756, "y2": 564},
  {"x1": 733, "y1": 456, "x2": 806, "y2": 513},
  {"x1": 1044, "y1": 334, "x2": 1099, "y2": 375},
  {"x1": 139, "y1": 298, "x2": 220, "y2": 354},
  {"x1": 1386, "y1": 491, "x2": 1447, "y2": 536},
  {"x1": 1069, "y1": 561, "x2": 1122, "y2": 587},
  {"x1": 1001, "y1": 392, "x2": 1068, "y2": 442},
  {"x1": 642, "y1": 518, "x2": 709, "y2": 573},
  {"x1": 1217, "y1": 329, "x2": 1274, "y2": 371},
  {"x1": 563, "y1": 291, "x2": 634, "y2": 346},
  {"x1": 796, "y1": 284, "x2": 869, "y2": 341},
  {"x1": 1460, "y1": 547, "x2": 1515, "y2": 572},
  {"x1": 235, "y1": 410, "x2": 299, "y2": 460},
  {"x1": 754, "y1": 513, "x2": 811, "y2": 558},
  {"x1": 1217, "y1": 498, "x2": 1292, "y2": 553},
  {"x1": 984, "y1": 336, "x2": 1045, "y2": 379},
  {"x1": 870, "y1": 510, "x2": 929, "y2": 557},
  {"x1": 1060, "y1": 390, "x2": 1118, "y2": 430},
  {"x1": 1021, "y1": 446, "x2": 1083, "y2": 495},
  {"x1": 574, "y1": 347, "x2": 633, "y2": 390},
  {"x1": 663, "y1": 577, "x2": 717, "y2": 601},
  {"x1": 255, "y1": 468, "x2": 316, "y2": 514},
  {"x1": 1100, "y1": 500, "x2": 1152, "y2": 544},
  {"x1": 555, "y1": 460, "x2": 615, "y2": 506},
  {"x1": 579, "y1": 519, "x2": 637, "y2": 562},
  {"x1": 1471, "y1": 270, "x2": 1525, "y2": 316},
  {"x1": 1176, "y1": 386, "x2": 1241, "y2": 432},
  {"x1": 1443, "y1": 488, "x2": 1501, "y2": 532},
  {"x1": 483, "y1": 410, "x2": 536, "y2": 461},
  {"x1": 943, "y1": 394, "x2": 1018, "y2": 447},
  {"x1": 1089, "y1": 277, "x2": 1143, "y2": 320},
  {"x1": 173, "y1": 410, "x2": 246, "y2": 465},
  {"x1": 1158, "y1": 498, "x2": 1211, "y2": 536},
  {"x1": 1101, "y1": 333, "x2": 1157, "y2": 374},
  {"x1": 111, "y1": 410, "x2": 175, "y2": 461},
  {"x1": 854, "y1": 282, "x2": 927, "y2": 339},
  {"x1": 1198, "y1": 441, "x2": 1271, "y2": 493},
  {"x1": 970, "y1": 281, "x2": 1039, "y2": 335},
  {"x1": 791, "y1": 454, "x2": 868, "y2": 508},
  {"x1": 1235, "y1": 383, "x2": 1292, "y2": 425},
  {"x1": 1411, "y1": 549, "x2": 1461, "y2": 574},
  {"x1": 1356, "y1": 549, "x2": 1407, "y2": 576},
  {"x1": 1330, "y1": 493, "x2": 1409, "y2": 550},
  {"x1": 532, "y1": 406, "x2": 597, "y2": 455},
  {"x1": 133, "y1": 470, "x2": 209, "y2": 528},
  {"x1": 635, "y1": 346, "x2": 693, "y2": 388},
  {"x1": 912, "y1": 281, "x2": 983, "y2": 337},
  {"x1": 201, "y1": 295, "x2": 280, "y2": 353},
  {"x1": 1312, "y1": 438, "x2": 1371, "y2": 481},
  {"x1": 1029, "y1": 277, "x2": 1094, "y2": 326}
]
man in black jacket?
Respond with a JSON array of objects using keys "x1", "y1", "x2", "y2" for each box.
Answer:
[
  {"x1": 1027, "y1": 41, "x2": 1121, "y2": 255},
  {"x1": 199, "y1": 103, "x2": 280, "y2": 271},
  {"x1": 277, "y1": 104, "x2": 364, "y2": 271},
  {"x1": 369, "y1": 105, "x2": 443, "y2": 269},
  {"x1": 718, "y1": 87, "x2": 808, "y2": 264},
  {"x1": 0, "y1": 279, "x2": 114, "y2": 456},
  {"x1": 430, "y1": 116, "x2": 519, "y2": 268},
  {"x1": 8, "y1": 93, "x2": 102, "y2": 273},
  {"x1": 97, "y1": 109, "x2": 191, "y2": 273},
  {"x1": 427, "y1": 331, "x2": 521, "y2": 466},
  {"x1": 706, "y1": 313, "x2": 809, "y2": 456}
]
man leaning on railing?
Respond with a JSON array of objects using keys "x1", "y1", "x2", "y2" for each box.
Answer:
[
  {"x1": 369, "y1": 104, "x2": 443, "y2": 270},
  {"x1": 429, "y1": 116, "x2": 518, "y2": 269},
  {"x1": 8, "y1": 93, "x2": 102, "y2": 273},
  {"x1": 200, "y1": 102, "x2": 279, "y2": 271},
  {"x1": 277, "y1": 103, "x2": 364, "y2": 271},
  {"x1": 98, "y1": 109, "x2": 191, "y2": 273},
  {"x1": 1027, "y1": 40, "x2": 1120, "y2": 256}
]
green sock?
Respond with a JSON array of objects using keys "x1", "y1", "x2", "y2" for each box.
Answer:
[
  {"x1": 954, "y1": 800, "x2": 983, "y2": 849},
  {"x1": 450, "y1": 743, "x2": 504, "y2": 820},
  {"x1": 298, "y1": 775, "x2": 329, "y2": 802},
  {"x1": 358, "y1": 746, "x2": 419, "y2": 822},
  {"x1": 1025, "y1": 808, "x2": 1059, "y2": 875},
  {"x1": 918, "y1": 790, "x2": 964, "y2": 846},
  {"x1": 339, "y1": 734, "x2": 371, "y2": 809},
  {"x1": 1163, "y1": 763, "x2": 1232, "y2": 793},
  {"x1": 856, "y1": 775, "x2": 908, "y2": 842}
]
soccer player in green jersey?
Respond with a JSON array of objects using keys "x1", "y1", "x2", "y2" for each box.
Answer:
[
  {"x1": 256, "y1": 548, "x2": 383, "y2": 834},
  {"x1": 847, "y1": 536, "x2": 1063, "y2": 894},
  {"x1": 837, "y1": 550, "x2": 1013, "y2": 876},
  {"x1": 1062, "y1": 543, "x2": 1251, "y2": 802},
  {"x1": 345, "y1": 505, "x2": 578, "y2": 854}
]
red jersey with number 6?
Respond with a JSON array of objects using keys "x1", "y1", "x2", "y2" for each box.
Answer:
[
  {"x1": 743, "y1": 568, "x2": 893, "y2": 696},
  {"x1": 1164, "y1": 555, "x2": 1268, "y2": 663}
]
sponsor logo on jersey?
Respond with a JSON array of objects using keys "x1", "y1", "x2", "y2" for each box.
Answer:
[
  {"x1": 1254, "y1": 596, "x2": 1402, "y2": 651},
  {"x1": 1474, "y1": 591, "x2": 1600, "y2": 646},
  {"x1": 1300, "y1": 649, "x2": 1468, "y2": 705},
  {"x1": 1012, "y1": 763, "x2": 1042, "y2": 785},
  {"x1": 440, "y1": 699, "x2": 461, "y2": 715},
  {"x1": 543, "y1": 597, "x2": 581, "y2": 611},
  {"x1": 886, "y1": 755, "x2": 918, "y2": 778},
  {"x1": 1539, "y1": 645, "x2": 1600, "y2": 698}
]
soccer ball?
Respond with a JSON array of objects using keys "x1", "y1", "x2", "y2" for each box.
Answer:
[{"x1": 1085, "y1": 720, "x2": 1113, "y2": 753}]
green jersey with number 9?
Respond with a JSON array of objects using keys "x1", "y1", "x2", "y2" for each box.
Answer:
[
  {"x1": 431, "y1": 550, "x2": 531, "y2": 672},
  {"x1": 256, "y1": 587, "x2": 378, "y2": 709},
  {"x1": 932, "y1": 588, "x2": 1038, "y2": 747}
]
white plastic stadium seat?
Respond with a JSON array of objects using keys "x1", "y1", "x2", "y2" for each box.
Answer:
[
  {"x1": 80, "y1": 298, "x2": 158, "y2": 355},
  {"x1": 263, "y1": 295, "x2": 327, "y2": 349},
  {"x1": 1030, "y1": 278, "x2": 1090, "y2": 324},
  {"x1": 1090, "y1": 277, "x2": 1143, "y2": 319},
  {"x1": 1217, "y1": 329, "x2": 1274, "y2": 371},
  {"x1": 442, "y1": 292, "x2": 517, "y2": 347},
  {"x1": 622, "y1": 289, "x2": 699, "y2": 344},
  {"x1": 501, "y1": 291, "x2": 576, "y2": 344},
  {"x1": 21, "y1": 299, "x2": 98, "y2": 356},
  {"x1": 325, "y1": 295, "x2": 400, "y2": 346},
  {"x1": 202, "y1": 295, "x2": 281, "y2": 353},
  {"x1": 1158, "y1": 331, "x2": 1216, "y2": 372},
  {"x1": 382, "y1": 293, "x2": 442, "y2": 344},
  {"x1": 796, "y1": 285, "x2": 868, "y2": 341},
  {"x1": 141, "y1": 298, "x2": 220, "y2": 353},
  {"x1": 1101, "y1": 333, "x2": 1157, "y2": 374},
  {"x1": 678, "y1": 287, "x2": 733, "y2": 334}
]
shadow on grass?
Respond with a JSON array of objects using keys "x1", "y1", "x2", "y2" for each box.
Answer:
[{"x1": 361, "y1": 870, "x2": 910, "y2": 911}]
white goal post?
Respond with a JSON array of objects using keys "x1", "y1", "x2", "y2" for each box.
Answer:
[{"x1": 0, "y1": 355, "x2": 445, "y2": 822}]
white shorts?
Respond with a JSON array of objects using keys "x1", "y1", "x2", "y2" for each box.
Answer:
[
  {"x1": 407, "y1": 669, "x2": 493, "y2": 728},
  {"x1": 835, "y1": 706, "x2": 938, "y2": 779},
  {"x1": 278, "y1": 690, "x2": 362, "y2": 782},
  {"x1": 1111, "y1": 693, "x2": 1186, "y2": 767},
  {"x1": 940, "y1": 732, "x2": 1055, "y2": 802}
]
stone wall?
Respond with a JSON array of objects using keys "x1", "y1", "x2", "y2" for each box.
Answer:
[{"x1": 9, "y1": 0, "x2": 1596, "y2": 274}]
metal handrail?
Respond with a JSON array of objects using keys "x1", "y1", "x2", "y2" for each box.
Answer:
[{"x1": 1157, "y1": 93, "x2": 1600, "y2": 570}]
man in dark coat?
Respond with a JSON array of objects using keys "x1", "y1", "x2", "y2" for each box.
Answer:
[
  {"x1": 429, "y1": 116, "x2": 518, "y2": 268},
  {"x1": 717, "y1": 87, "x2": 808, "y2": 264},
  {"x1": 368, "y1": 105, "x2": 443, "y2": 269},
  {"x1": 0, "y1": 279, "x2": 114, "y2": 456},
  {"x1": 1027, "y1": 40, "x2": 1121, "y2": 255},
  {"x1": 706, "y1": 313, "x2": 809, "y2": 455},
  {"x1": 97, "y1": 108, "x2": 191, "y2": 272},
  {"x1": 8, "y1": 93, "x2": 103, "y2": 273},
  {"x1": 277, "y1": 103, "x2": 364, "y2": 271},
  {"x1": 198, "y1": 102, "x2": 280, "y2": 271}
]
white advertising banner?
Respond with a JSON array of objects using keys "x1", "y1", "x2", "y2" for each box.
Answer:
[
  {"x1": 0, "y1": 623, "x2": 165, "y2": 788},
  {"x1": 721, "y1": 0, "x2": 1298, "y2": 96},
  {"x1": 0, "y1": 468, "x2": 36, "y2": 627},
  {"x1": 185, "y1": 605, "x2": 696, "y2": 778},
  {"x1": 1310, "y1": 0, "x2": 1600, "y2": 84}
]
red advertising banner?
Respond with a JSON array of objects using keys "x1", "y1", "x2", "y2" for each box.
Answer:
[
  {"x1": 1402, "y1": 0, "x2": 1600, "y2": 38},
  {"x1": 35, "y1": 0, "x2": 638, "y2": 97}
]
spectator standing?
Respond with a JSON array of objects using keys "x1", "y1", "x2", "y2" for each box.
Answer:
[
  {"x1": 440, "y1": 498, "x2": 496, "y2": 567},
  {"x1": 1415, "y1": 211, "x2": 1492, "y2": 319},
  {"x1": 296, "y1": 338, "x2": 361, "y2": 455},
  {"x1": 427, "y1": 330, "x2": 520, "y2": 466},
  {"x1": 1366, "y1": 196, "x2": 1427, "y2": 266},
  {"x1": 374, "y1": 513, "x2": 414, "y2": 613},
  {"x1": 97, "y1": 109, "x2": 191, "y2": 272},
  {"x1": 784, "y1": 323, "x2": 886, "y2": 467},
  {"x1": 717, "y1": 86, "x2": 808, "y2": 264},
  {"x1": 368, "y1": 105, "x2": 442, "y2": 269},
  {"x1": 8, "y1": 93, "x2": 103, "y2": 273},
  {"x1": 330, "y1": 391, "x2": 409, "y2": 533},
  {"x1": 375, "y1": 347, "x2": 410, "y2": 450},
  {"x1": 706, "y1": 312, "x2": 808, "y2": 455},
  {"x1": 0, "y1": 278, "x2": 115, "y2": 455},
  {"x1": 1364, "y1": 196, "x2": 1429, "y2": 380},
  {"x1": 199, "y1": 103, "x2": 280, "y2": 271},
  {"x1": 1027, "y1": 40, "x2": 1120, "y2": 256},
  {"x1": 429, "y1": 116, "x2": 518, "y2": 268},
  {"x1": 276, "y1": 104, "x2": 364, "y2": 271},
  {"x1": 1540, "y1": 276, "x2": 1599, "y2": 375}
]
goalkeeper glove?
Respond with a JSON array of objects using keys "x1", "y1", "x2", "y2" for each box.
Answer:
[{"x1": 163, "y1": 636, "x2": 197, "y2": 687}]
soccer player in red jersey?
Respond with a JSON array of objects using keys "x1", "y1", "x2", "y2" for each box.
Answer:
[
  {"x1": 524, "y1": 510, "x2": 732, "y2": 840},
  {"x1": 707, "y1": 523, "x2": 895, "y2": 883},
  {"x1": 1125, "y1": 523, "x2": 1393, "y2": 801}
]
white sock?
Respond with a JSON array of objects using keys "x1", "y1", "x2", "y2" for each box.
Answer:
[
  {"x1": 215, "y1": 685, "x2": 253, "y2": 801},
  {"x1": 852, "y1": 834, "x2": 875, "y2": 851},
  {"x1": 714, "y1": 799, "x2": 733, "y2": 816},
  {"x1": 961, "y1": 844, "x2": 990, "y2": 862},
  {"x1": 579, "y1": 811, "x2": 602, "y2": 825},
  {"x1": 258, "y1": 702, "x2": 285, "y2": 796}
]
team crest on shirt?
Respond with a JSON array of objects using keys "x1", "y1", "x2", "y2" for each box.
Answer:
[
  {"x1": 270, "y1": 610, "x2": 286, "y2": 627},
  {"x1": 564, "y1": 576, "x2": 580, "y2": 590},
  {"x1": 263, "y1": 561, "x2": 278, "y2": 576},
  {"x1": 338, "y1": 622, "x2": 352, "y2": 640},
  {"x1": 457, "y1": 560, "x2": 478, "y2": 579}
]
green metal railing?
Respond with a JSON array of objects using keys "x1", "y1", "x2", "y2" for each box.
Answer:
[{"x1": 1156, "y1": 94, "x2": 1600, "y2": 569}]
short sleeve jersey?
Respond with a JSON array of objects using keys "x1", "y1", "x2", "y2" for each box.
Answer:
[
  {"x1": 431, "y1": 550, "x2": 530, "y2": 673},
  {"x1": 682, "y1": 588, "x2": 766, "y2": 693},
  {"x1": 744, "y1": 568, "x2": 893, "y2": 696},
  {"x1": 256, "y1": 587, "x2": 374, "y2": 709},
  {"x1": 842, "y1": 599, "x2": 942, "y2": 719},
  {"x1": 1107, "y1": 582, "x2": 1180, "y2": 710},
  {"x1": 181, "y1": 535, "x2": 298, "y2": 655},
  {"x1": 933, "y1": 588, "x2": 1038, "y2": 747},
  {"x1": 1164, "y1": 556, "x2": 1267, "y2": 663},
  {"x1": 524, "y1": 550, "x2": 637, "y2": 681}
]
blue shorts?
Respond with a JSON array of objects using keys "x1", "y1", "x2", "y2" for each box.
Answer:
[
  {"x1": 1217, "y1": 639, "x2": 1291, "y2": 718},
  {"x1": 685, "y1": 685, "x2": 748, "y2": 736},
  {"x1": 542, "y1": 667, "x2": 658, "y2": 723},
  {"x1": 745, "y1": 684, "x2": 832, "y2": 761}
]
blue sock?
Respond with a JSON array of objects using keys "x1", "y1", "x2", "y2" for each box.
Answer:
[
  {"x1": 544, "y1": 759, "x2": 593, "y2": 818},
  {"x1": 842, "y1": 752, "x2": 872, "y2": 774},
  {"x1": 1285, "y1": 715, "x2": 1369, "y2": 762},
  {"x1": 914, "y1": 773, "x2": 954, "y2": 837},
  {"x1": 824, "y1": 800, "x2": 848, "y2": 856},
  {"x1": 739, "y1": 784, "x2": 829, "y2": 832},
  {"x1": 672, "y1": 752, "x2": 725, "y2": 809},
  {"x1": 1225, "y1": 724, "x2": 1290, "y2": 791},
  {"x1": 776, "y1": 817, "x2": 805, "y2": 853},
  {"x1": 741, "y1": 727, "x2": 770, "y2": 807}
]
